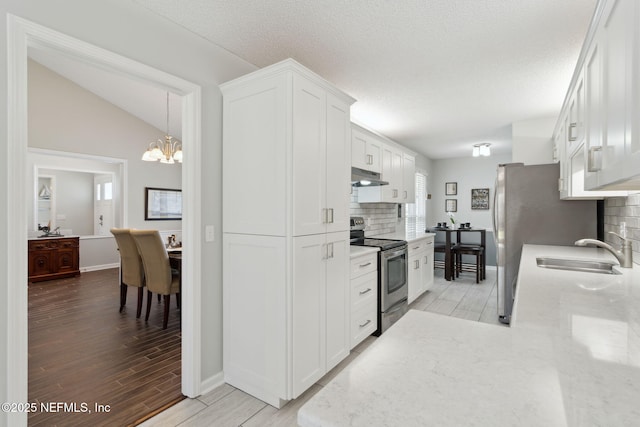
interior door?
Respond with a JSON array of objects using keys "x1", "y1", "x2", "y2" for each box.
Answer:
[{"x1": 94, "y1": 174, "x2": 114, "y2": 236}]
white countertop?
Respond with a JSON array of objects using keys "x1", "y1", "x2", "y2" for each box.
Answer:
[
  {"x1": 349, "y1": 246, "x2": 379, "y2": 259},
  {"x1": 298, "y1": 244, "x2": 640, "y2": 426},
  {"x1": 370, "y1": 229, "x2": 435, "y2": 243}
]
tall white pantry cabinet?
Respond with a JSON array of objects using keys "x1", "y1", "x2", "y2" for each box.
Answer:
[{"x1": 221, "y1": 59, "x2": 356, "y2": 407}]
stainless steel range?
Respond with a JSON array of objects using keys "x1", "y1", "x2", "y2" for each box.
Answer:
[{"x1": 350, "y1": 217, "x2": 409, "y2": 335}]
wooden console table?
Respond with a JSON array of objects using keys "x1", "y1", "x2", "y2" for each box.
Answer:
[{"x1": 28, "y1": 236, "x2": 80, "y2": 283}]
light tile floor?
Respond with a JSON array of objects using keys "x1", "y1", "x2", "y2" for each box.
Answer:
[{"x1": 141, "y1": 268, "x2": 504, "y2": 427}]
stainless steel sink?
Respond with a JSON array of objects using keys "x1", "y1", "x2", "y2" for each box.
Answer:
[{"x1": 536, "y1": 257, "x2": 621, "y2": 275}]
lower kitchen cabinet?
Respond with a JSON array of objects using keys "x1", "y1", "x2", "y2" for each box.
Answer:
[
  {"x1": 407, "y1": 236, "x2": 434, "y2": 304},
  {"x1": 223, "y1": 231, "x2": 350, "y2": 408},
  {"x1": 350, "y1": 252, "x2": 378, "y2": 349},
  {"x1": 28, "y1": 237, "x2": 80, "y2": 282}
]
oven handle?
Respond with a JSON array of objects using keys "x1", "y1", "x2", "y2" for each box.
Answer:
[
  {"x1": 385, "y1": 297, "x2": 408, "y2": 314},
  {"x1": 382, "y1": 246, "x2": 407, "y2": 259}
]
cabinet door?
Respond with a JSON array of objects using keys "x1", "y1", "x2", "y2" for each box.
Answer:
[
  {"x1": 584, "y1": 37, "x2": 603, "y2": 190},
  {"x1": 380, "y1": 145, "x2": 395, "y2": 201},
  {"x1": 293, "y1": 75, "x2": 327, "y2": 236},
  {"x1": 391, "y1": 148, "x2": 403, "y2": 201},
  {"x1": 366, "y1": 137, "x2": 382, "y2": 173},
  {"x1": 326, "y1": 94, "x2": 351, "y2": 233},
  {"x1": 407, "y1": 252, "x2": 421, "y2": 304},
  {"x1": 351, "y1": 128, "x2": 369, "y2": 170},
  {"x1": 324, "y1": 233, "x2": 349, "y2": 371},
  {"x1": 292, "y1": 234, "x2": 327, "y2": 397},
  {"x1": 422, "y1": 241, "x2": 434, "y2": 292},
  {"x1": 402, "y1": 153, "x2": 415, "y2": 202},
  {"x1": 599, "y1": 0, "x2": 634, "y2": 186},
  {"x1": 29, "y1": 248, "x2": 52, "y2": 277}
]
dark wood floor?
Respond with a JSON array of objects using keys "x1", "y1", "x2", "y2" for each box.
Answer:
[{"x1": 28, "y1": 268, "x2": 183, "y2": 427}]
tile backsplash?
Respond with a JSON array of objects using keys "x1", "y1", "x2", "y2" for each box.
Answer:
[
  {"x1": 350, "y1": 188, "x2": 400, "y2": 236},
  {"x1": 604, "y1": 193, "x2": 640, "y2": 264}
]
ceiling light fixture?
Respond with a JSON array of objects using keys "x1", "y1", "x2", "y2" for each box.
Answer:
[
  {"x1": 142, "y1": 92, "x2": 182, "y2": 164},
  {"x1": 472, "y1": 143, "x2": 491, "y2": 157}
]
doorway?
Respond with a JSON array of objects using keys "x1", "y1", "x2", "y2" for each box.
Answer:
[{"x1": 6, "y1": 15, "x2": 204, "y2": 423}]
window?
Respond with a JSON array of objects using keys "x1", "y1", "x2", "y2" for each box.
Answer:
[{"x1": 406, "y1": 172, "x2": 427, "y2": 233}]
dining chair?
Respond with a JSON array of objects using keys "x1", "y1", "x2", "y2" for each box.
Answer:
[
  {"x1": 110, "y1": 228, "x2": 145, "y2": 317},
  {"x1": 130, "y1": 229, "x2": 181, "y2": 329}
]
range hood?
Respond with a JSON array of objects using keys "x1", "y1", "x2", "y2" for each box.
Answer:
[{"x1": 351, "y1": 167, "x2": 389, "y2": 187}]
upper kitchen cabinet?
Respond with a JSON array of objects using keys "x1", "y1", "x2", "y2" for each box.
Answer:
[
  {"x1": 351, "y1": 124, "x2": 382, "y2": 173},
  {"x1": 554, "y1": 0, "x2": 639, "y2": 196},
  {"x1": 222, "y1": 59, "x2": 355, "y2": 236},
  {"x1": 357, "y1": 136, "x2": 416, "y2": 204}
]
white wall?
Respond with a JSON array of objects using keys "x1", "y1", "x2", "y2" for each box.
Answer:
[
  {"x1": 1, "y1": 1, "x2": 257, "y2": 422},
  {"x1": 512, "y1": 116, "x2": 556, "y2": 165},
  {"x1": 431, "y1": 154, "x2": 511, "y2": 229},
  {"x1": 40, "y1": 168, "x2": 94, "y2": 235},
  {"x1": 28, "y1": 59, "x2": 182, "y2": 231}
]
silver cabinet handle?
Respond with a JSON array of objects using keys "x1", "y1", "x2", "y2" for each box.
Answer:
[
  {"x1": 588, "y1": 146, "x2": 602, "y2": 172},
  {"x1": 322, "y1": 244, "x2": 328, "y2": 260},
  {"x1": 322, "y1": 208, "x2": 328, "y2": 224},
  {"x1": 393, "y1": 189, "x2": 398, "y2": 198},
  {"x1": 329, "y1": 242, "x2": 334, "y2": 259},
  {"x1": 359, "y1": 262, "x2": 372, "y2": 268},
  {"x1": 568, "y1": 123, "x2": 577, "y2": 141},
  {"x1": 423, "y1": 255, "x2": 428, "y2": 264},
  {"x1": 414, "y1": 259, "x2": 420, "y2": 269},
  {"x1": 404, "y1": 190, "x2": 408, "y2": 199},
  {"x1": 359, "y1": 288, "x2": 372, "y2": 295},
  {"x1": 413, "y1": 246, "x2": 420, "y2": 250},
  {"x1": 359, "y1": 319, "x2": 372, "y2": 328},
  {"x1": 558, "y1": 178, "x2": 563, "y2": 192},
  {"x1": 367, "y1": 154, "x2": 373, "y2": 165},
  {"x1": 329, "y1": 208, "x2": 334, "y2": 224}
]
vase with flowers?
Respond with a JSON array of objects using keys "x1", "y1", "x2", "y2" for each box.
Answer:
[{"x1": 447, "y1": 211, "x2": 456, "y2": 228}]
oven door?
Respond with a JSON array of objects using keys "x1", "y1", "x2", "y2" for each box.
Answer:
[{"x1": 380, "y1": 245, "x2": 408, "y2": 311}]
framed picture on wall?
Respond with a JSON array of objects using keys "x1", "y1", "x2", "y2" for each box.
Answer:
[
  {"x1": 445, "y1": 182, "x2": 457, "y2": 195},
  {"x1": 145, "y1": 187, "x2": 182, "y2": 220},
  {"x1": 471, "y1": 188, "x2": 490, "y2": 210},
  {"x1": 445, "y1": 199, "x2": 457, "y2": 212}
]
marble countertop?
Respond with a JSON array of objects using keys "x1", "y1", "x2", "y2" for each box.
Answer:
[
  {"x1": 349, "y1": 246, "x2": 379, "y2": 259},
  {"x1": 298, "y1": 244, "x2": 640, "y2": 426},
  {"x1": 370, "y1": 229, "x2": 435, "y2": 243}
]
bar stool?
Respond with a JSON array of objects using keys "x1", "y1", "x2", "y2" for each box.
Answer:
[
  {"x1": 434, "y1": 241, "x2": 456, "y2": 279},
  {"x1": 452, "y1": 243, "x2": 485, "y2": 284}
]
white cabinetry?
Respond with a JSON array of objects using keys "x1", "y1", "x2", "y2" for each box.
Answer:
[
  {"x1": 556, "y1": 0, "x2": 640, "y2": 193},
  {"x1": 402, "y1": 153, "x2": 416, "y2": 202},
  {"x1": 293, "y1": 232, "x2": 349, "y2": 395},
  {"x1": 221, "y1": 59, "x2": 356, "y2": 407},
  {"x1": 349, "y1": 252, "x2": 378, "y2": 349},
  {"x1": 351, "y1": 125, "x2": 382, "y2": 173},
  {"x1": 357, "y1": 139, "x2": 416, "y2": 204},
  {"x1": 407, "y1": 236, "x2": 434, "y2": 304}
]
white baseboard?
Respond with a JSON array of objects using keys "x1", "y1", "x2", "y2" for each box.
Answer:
[
  {"x1": 199, "y1": 371, "x2": 225, "y2": 396},
  {"x1": 80, "y1": 263, "x2": 119, "y2": 272}
]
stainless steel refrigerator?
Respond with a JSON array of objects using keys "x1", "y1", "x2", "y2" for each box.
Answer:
[{"x1": 493, "y1": 163, "x2": 598, "y2": 324}]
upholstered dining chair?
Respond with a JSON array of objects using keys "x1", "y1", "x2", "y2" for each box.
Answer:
[
  {"x1": 130, "y1": 229, "x2": 181, "y2": 330},
  {"x1": 111, "y1": 228, "x2": 145, "y2": 317}
]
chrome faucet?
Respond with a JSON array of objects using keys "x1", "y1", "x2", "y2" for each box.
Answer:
[{"x1": 575, "y1": 232, "x2": 633, "y2": 268}]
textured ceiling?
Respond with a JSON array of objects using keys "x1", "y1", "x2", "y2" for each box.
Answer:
[{"x1": 134, "y1": 0, "x2": 597, "y2": 159}]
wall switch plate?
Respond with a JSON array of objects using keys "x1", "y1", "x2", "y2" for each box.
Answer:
[{"x1": 205, "y1": 225, "x2": 215, "y2": 242}]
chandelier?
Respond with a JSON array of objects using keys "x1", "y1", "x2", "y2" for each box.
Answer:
[{"x1": 142, "y1": 92, "x2": 182, "y2": 164}]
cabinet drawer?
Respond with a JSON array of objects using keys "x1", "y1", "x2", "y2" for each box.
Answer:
[
  {"x1": 350, "y1": 253, "x2": 377, "y2": 279},
  {"x1": 351, "y1": 271, "x2": 377, "y2": 311},
  {"x1": 408, "y1": 239, "x2": 427, "y2": 254},
  {"x1": 351, "y1": 301, "x2": 377, "y2": 349}
]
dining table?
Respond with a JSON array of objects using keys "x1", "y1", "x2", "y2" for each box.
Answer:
[{"x1": 428, "y1": 227, "x2": 487, "y2": 281}]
